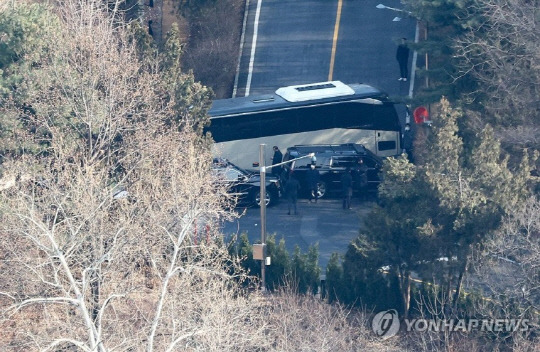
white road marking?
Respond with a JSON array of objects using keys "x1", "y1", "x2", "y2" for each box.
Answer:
[
  {"x1": 245, "y1": 0, "x2": 263, "y2": 97},
  {"x1": 232, "y1": 0, "x2": 251, "y2": 98},
  {"x1": 409, "y1": 21, "x2": 420, "y2": 98}
]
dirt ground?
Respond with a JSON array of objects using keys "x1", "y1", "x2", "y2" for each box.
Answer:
[
  {"x1": 157, "y1": 0, "x2": 243, "y2": 99},
  {"x1": 161, "y1": 0, "x2": 189, "y2": 43}
]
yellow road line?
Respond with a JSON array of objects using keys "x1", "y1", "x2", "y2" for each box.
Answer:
[{"x1": 328, "y1": 0, "x2": 343, "y2": 81}]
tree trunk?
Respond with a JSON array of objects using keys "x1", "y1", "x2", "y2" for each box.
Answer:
[
  {"x1": 397, "y1": 267, "x2": 411, "y2": 319},
  {"x1": 90, "y1": 274, "x2": 100, "y2": 322},
  {"x1": 452, "y1": 255, "x2": 469, "y2": 308}
]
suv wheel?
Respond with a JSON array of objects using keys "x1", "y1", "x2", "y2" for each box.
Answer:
[
  {"x1": 316, "y1": 181, "x2": 327, "y2": 198},
  {"x1": 255, "y1": 190, "x2": 272, "y2": 207}
]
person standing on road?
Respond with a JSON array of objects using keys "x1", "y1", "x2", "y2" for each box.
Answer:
[
  {"x1": 272, "y1": 146, "x2": 283, "y2": 178},
  {"x1": 285, "y1": 171, "x2": 300, "y2": 215},
  {"x1": 340, "y1": 167, "x2": 353, "y2": 209},
  {"x1": 306, "y1": 163, "x2": 320, "y2": 203},
  {"x1": 396, "y1": 38, "x2": 410, "y2": 81},
  {"x1": 402, "y1": 123, "x2": 414, "y2": 163},
  {"x1": 354, "y1": 158, "x2": 369, "y2": 201}
]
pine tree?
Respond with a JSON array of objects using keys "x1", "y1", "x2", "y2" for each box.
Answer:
[
  {"x1": 325, "y1": 253, "x2": 343, "y2": 303},
  {"x1": 291, "y1": 244, "x2": 321, "y2": 295},
  {"x1": 405, "y1": 0, "x2": 480, "y2": 105},
  {"x1": 0, "y1": 2, "x2": 59, "y2": 158},
  {"x1": 160, "y1": 23, "x2": 213, "y2": 134},
  {"x1": 422, "y1": 99, "x2": 532, "y2": 306},
  {"x1": 234, "y1": 233, "x2": 258, "y2": 277},
  {"x1": 341, "y1": 98, "x2": 534, "y2": 317},
  {"x1": 265, "y1": 235, "x2": 291, "y2": 291}
]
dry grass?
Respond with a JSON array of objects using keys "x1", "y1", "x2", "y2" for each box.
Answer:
[{"x1": 181, "y1": 0, "x2": 245, "y2": 98}]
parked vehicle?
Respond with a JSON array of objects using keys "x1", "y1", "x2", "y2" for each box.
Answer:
[
  {"x1": 212, "y1": 159, "x2": 281, "y2": 207},
  {"x1": 207, "y1": 81, "x2": 402, "y2": 171},
  {"x1": 282, "y1": 144, "x2": 383, "y2": 198}
]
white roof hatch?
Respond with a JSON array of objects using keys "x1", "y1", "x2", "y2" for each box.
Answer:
[{"x1": 275, "y1": 81, "x2": 355, "y2": 102}]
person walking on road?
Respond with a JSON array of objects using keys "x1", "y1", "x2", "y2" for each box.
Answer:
[
  {"x1": 285, "y1": 171, "x2": 300, "y2": 215},
  {"x1": 340, "y1": 167, "x2": 353, "y2": 209},
  {"x1": 272, "y1": 146, "x2": 283, "y2": 178},
  {"x1": 306, "y1": 163, "x2": 320, "y2": 203},
  {"x1": 396, "y1": 38, "x2": 410, "y2": 81}
]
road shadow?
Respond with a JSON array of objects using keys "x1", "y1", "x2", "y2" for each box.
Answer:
[{"x1": 221, "y1": 197, "x2": 378, "y2": 269}]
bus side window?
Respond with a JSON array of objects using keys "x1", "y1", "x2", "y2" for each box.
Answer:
[
  {"x1": 335, "y1": 103, "x2": 374, "y2": 129},
  {"x1": 235, "y1": 115, "x2": 261, "y2": 139},
  {"x1": 377, "y1": 141, "x2": 396, "y2": 151},
  {"x1": 302, "y1": 105, "x2": 336, "y2": 131},
  {"x1": 208, "y1": 118, "x2": 228, "y2": 142},
  {"x1": 263, "y1": 110, "x2": 297, "y2": 135}
]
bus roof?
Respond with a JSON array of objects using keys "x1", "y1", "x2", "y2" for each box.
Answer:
[{"x1": 209, "y1": 81, "x2": 389, "y2": 118}]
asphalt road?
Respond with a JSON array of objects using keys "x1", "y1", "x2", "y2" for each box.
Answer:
[
  {"x1": 234, "y1": 0, "x2": 417, "y2": 98},
  {"x1": 221, "y1": 197, "x2": 376, "y2": 269},
  {"x1": 223, "y1": 0, "x2": 417, "y2": 270}
]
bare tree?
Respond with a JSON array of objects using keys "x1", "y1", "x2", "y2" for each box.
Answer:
[
  {"x1": 0, "y1": 2, "x2": 417, "y2": 351},
  {"x1": 472, "y1": 196, "x2": 540, "y2": 310},
  {"x1": 0, "y1": 1, "x2": 264, "y2": 351},
  {"x1": 454, "y1": 0, "x2": 540, "y2": 147},
  {"x1": 467, "y1": 196, "x2": 540, "y2": 351}
]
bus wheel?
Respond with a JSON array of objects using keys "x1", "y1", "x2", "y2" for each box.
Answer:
[
  {"x1": 316, "y1": 182, "x2": 327, "y2": 198},
  {"x1": 255, "y1": 191, "x2": 272, "y2": 207}
]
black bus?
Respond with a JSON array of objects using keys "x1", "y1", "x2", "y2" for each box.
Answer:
[{"x1": 207, "y1": 81, "x2": 401, "y2": 170}]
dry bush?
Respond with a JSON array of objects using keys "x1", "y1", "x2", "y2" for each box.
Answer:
[
  {"x1": 0, "y1": 1, "x2": 256, "y2": 351},
  {"x1": 454, "y1": 0, "x2": 539, "y2": 128},
  {"x1": 472, "y1": 197, "x2": 540, "y2": 312},
  {"x1": 0, "y1": 122, "x2": 251, "y2": 351},
  {"x1": 262, "y1": 288, "x2": 399, "y2": 352}
]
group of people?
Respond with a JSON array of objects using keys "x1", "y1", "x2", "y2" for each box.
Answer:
[
  {"x1": 272, "y1": 146, "x2": 370, "y2": 215},
  {"x1": 272, "y1": 146, "x2": 301, "y2": 215},
  {"x1": 266, "y1": 39, "x2": 412, "y2": 215},
  {"x1": 273, "y1": 146, "x2": 320, "y2": 215}
]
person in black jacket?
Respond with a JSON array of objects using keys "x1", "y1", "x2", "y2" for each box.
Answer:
[
  {"x1": 396, "y1": 38, "x2": 410, "y2": 81},
  {"x1": 272, "y1": 146, "x2": 283, "y2": 178},
  {"x1": 402, "y1": 123, "x2": 414, "y2": 163},
  {"x1": 285, "y1": 171, "x2": 300, "y2": 215},
  {"x1": 340, "y1": 167, "x2": 353, "y2": 209},
  {"x1": 306, "y1": 163, "x2": 320, "y2": 203},
  {"x1": 354, "y1": 158, "x2": 369, "y2": 201}
]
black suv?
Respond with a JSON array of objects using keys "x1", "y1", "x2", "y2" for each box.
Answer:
[
  {"x1": 212, "y1": 159, "x2": 281, "y2": 207},
  {"x1": 282, "y1": 144, "x2": 383, "y2": 198}
]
